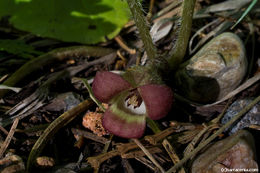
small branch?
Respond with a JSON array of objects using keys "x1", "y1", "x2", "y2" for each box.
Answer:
[
  {"x1": 162, "y1": 139, "x2": 186, "y2": 173},
  {"x1": 27, "y1": 99, "x2": 94, "y2": 172},
  {"x1": 0, "y1": 125, "x2": 17, "y2": 141},
  {"x1": 168, "y1": 0, "x2": 196, "y2": 70},
  {"x1": 126, "y1": 0, "x2": 157, "y2": 59},
  {"x1": 211, "y1": 98, "x2": 233, "y2": 124},
  {"x1": 0, "y1": 46, "x2": 114, "y2": 98},
  {"x1": 71, "y1": 128, "x2": 108, "y2": 144},
  {"x1": 133, "y1": 139, "x2": 165, "y2": 173},
  {"x1": 147, "y1": 0, "x2": 155, "y2": 20},
  {"x1": 122, "y1": 146, "x2": 162, "y2": 159},
  {"x1": 88, "y1": 150, "x2": 120, "y2": 170},
  {"x1": 166, "y1": 95, "x2": 260, "y2": 173},
  {"x1": 116, "y1": 142, "x2": 139, "y2": 154},
  {"x1": 135, "y1": 157, "x2": 157, "y2": 171},
  {"x1": 115, "y1": 36, "x2": 136, "y2": 54},
  {"x1": 183, "y1": 124, "x2": 209, "y2": 156},
  {"x1": 87, "y1": 141, "x2": 138, "y2": 169},
  {"x1": 0, "y1": 118, "x2": 19, "y2": 158},
  {"x1": 102, "y1": 134, "x2": 113, "y2": 154},
  {"x1": 145, "y1": 123, "x2": 196, "y2": 145}
]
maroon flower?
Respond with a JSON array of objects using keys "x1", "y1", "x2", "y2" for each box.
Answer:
[{"x1": 92, "y1": 71, "x2": 173, "y2": 138}]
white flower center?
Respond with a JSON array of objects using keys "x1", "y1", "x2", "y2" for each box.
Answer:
[{"x1": 124, "y1": 98, "x2": 146, "y2": 115}]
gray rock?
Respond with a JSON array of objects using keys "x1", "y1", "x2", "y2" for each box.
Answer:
[
  {"x1": 221, "y1": 98, "x2": 260, "y2": 134},
  {"x1": 44, "y1": 92, "x2": 83, "y2": 112}
]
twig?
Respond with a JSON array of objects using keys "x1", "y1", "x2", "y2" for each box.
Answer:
[
  {"x1": 166, "y1": 95, "x2": 260, "y2": 173},
  {"x1": 0, "y1": 118, "x2": 19, "y2": 158},
  {"x1": 155, "y1": 0, "x2": 182, "y2": 20},
  {"x1": 0, "y1": 84, "x2": 21, "y2": 93},
  {"x1": 116, "y1": 50, "x2": 127, "y2": 69},
  {"x1": 87, "y1": 150, "x2": 120, "y2": 170},
  {"x1": 188, "y1": 18, "x2": 222, "y2": 54},
  {"x1": 87, "y1": 140, "x2": 140, "y2": 170},
  {"x1": 122, "y1": 146, "x2": 162, "y2": 159},
  {"x1": 71, "y1": 128, "x2": 108, "y2": 144},
  {"x1": 146, "y1": 120, "x2": 197, "y2": 172},
  {"x1": 0, "y1": 126, "x2": 17, "y2": 141},
  {"x1": 145, "y1": 123, "x2": 196, "y2": 145},
  {"x1": 211, "y1": 98, "x2": 233, "y2": 124},
  {"x1": 115, "y1": 36, "x2": 136, "y2": 54},
  {"x1": 147, "y1": 0, "x2": 155, "y2": 20},
  {"x1": 102, "y1": 134, "x2": 113, "y2": 154},
  {"x1": 135, "y1": 157, "x2": 156, "y2": 171},
  {"x1": 133, "y1": 138, "x2": 165, "y2": 173},
  {"x1": 162, "y1": 139, "x2": 186, "y2": 173},
  {"x1": 27, "y1": 99, "x2": 94, "y2": 171},
  {"x1": 2, "y1": 52, "x2": 116, "y2": 127},
  {"x1": 176, "y1": 129, "x2": 202, "y2": 144},
  {"x1": 183, "y1": 124, "x2": 209, "y2": 156},
  {"x1": 126, "y1": 0, "x2": 157, "y2": 59},
  {"x1": 203, "y1": 72, "x2": 260, "y2": 107},
  {"x1": 249, "y1": 124, "x2": 260, "y2": 130},
  {"x1": 117, "y1": 50, "x2": 127, "y2": 62},
  {"x1": 116, "y1": 142, "x2": 139, "y2": 154},
  {"x1": 122, "y1": 159, "x2": 135, "y2": 173},
  {"x1": 246, "y1": 24, "x2": 255, "y2": 78},
  {"x1": 0, "y1": 74, "x2": 8, "y2": 83},
  {"x1": 0, "y1": 46, "x2": 114, "y2": 98},
  {"x1": 15, "y1": 123, "x2": 49, "y2": 133},
  {"x1": 153, "y1": 6, "x2": 180, "y2": 24}
]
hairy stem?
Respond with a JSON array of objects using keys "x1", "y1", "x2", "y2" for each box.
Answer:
[
  {"x1": 126, "y1": 0, "x2": 157, "y2": 59},
  {"x1": 168, "y1": 0, "x2": 196, "y2": 70}
]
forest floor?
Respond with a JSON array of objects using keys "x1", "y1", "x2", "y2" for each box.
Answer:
[{"x1": 0, "y1": 0, "x2": 259, "y2": 172}]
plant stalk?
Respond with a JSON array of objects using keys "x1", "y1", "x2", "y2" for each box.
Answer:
[
  {"x1": 168, "y1": 0, "x2": 196, "y2": 70},
  {"x1": 126, "y1": 0, "x2": 157, "y2": 59}
]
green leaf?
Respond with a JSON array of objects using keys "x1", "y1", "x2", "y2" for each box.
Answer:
[
  {"x1": 0, "y1": 39, "x2": 42, "y2": 58},
  {"x1": 0, "y1": 0, "x2": 130, "y2": 44}
]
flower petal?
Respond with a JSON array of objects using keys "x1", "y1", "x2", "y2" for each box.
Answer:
[
  {"x1": 92, "y1": 71, "x2": 131, "y2": 103},
  {"x1": 139, "y1": 84, "x2": 173, "y2": 120},
  {"x1": 102, "y1": 109, "x2": 146, "y2": 138}
]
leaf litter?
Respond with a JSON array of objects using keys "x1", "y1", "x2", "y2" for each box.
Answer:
[{"x1": 0, "y1": 0, "x2": 259, "y2": 172}]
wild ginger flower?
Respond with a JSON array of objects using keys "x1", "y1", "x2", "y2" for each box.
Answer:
[{"x1": 92, "y1": 71, "x2": 173, "y2": 138}]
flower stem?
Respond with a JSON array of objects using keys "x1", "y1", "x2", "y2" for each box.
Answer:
[
  {"x1": 81, "y1": 78, "x2": 105, "y2": 112},
  {"x1": 126, "y1": 0, "x2": 157, "y2": 59},
  {"x1": 167, "y1": 0, "x2": 196, "y2": 70}
]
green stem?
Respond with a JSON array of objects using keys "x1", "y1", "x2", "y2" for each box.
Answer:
[
  {"x1": 80, "y1": 78, "x2": 105, "y2": 112},
  {"x1": 168, "y1": 0, "x2": 196, "y2": 70},
  {"x1": 146, "y1": 118, "x2": 161, "y2": 133},
  {"x1": 126, "y1": 0, "x2": 157, "y2": 59},
  {"x1": 166, "y1": 95, "x2": 260, "y2": 173}
]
